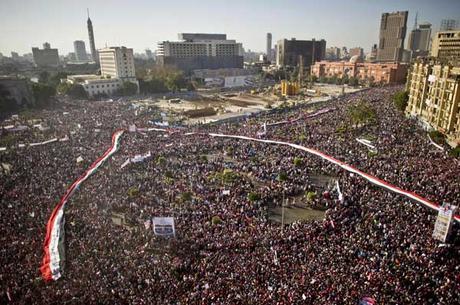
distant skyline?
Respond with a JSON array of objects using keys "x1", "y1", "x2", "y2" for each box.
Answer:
[{"x1": 0, "y1": 0, "x2": 459, "y2": 56}]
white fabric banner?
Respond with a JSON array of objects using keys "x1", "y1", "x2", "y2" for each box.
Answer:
[{"x1": 152, "y1": 217, "x2": 175, "y2": 237}]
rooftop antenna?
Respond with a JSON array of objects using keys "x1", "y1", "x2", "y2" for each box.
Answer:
[
  {"x1": 87, "y1": 8, "x2": 90, "y2": 19},
  {"x1": 413, "y1": 12, "x2": 418, "y2": 30}
]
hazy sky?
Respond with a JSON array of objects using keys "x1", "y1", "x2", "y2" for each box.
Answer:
[{"x1": 1, "y1": 0, "x2": 459, "y2": 56}]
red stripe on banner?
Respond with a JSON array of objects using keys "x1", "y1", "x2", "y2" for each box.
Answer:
[{"x1": 41, "y1": 130, "x2": 124, "y2": 281}]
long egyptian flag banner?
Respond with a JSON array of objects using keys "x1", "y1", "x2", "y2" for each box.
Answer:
[
  {"x1": 40, "y1": 130, "x2": 124, "y2": 281},
  {"x1": 201, "y1": 133, "x2": 460, "y2": 223}
]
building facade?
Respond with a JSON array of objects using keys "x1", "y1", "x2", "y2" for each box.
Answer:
[
  {"x1": 377, "y1": 11, "x2": 408, "y2": 62},
  {"x1": 67, "y1": 75, "x2": 123, "y2": 98},
  {"x1": 406, "y1": 60, "x2": 460, "y2": 145},
  {"x1": 0, "y1": 76, "x2": 36, "y2": 107},
  {"x1": 349, "y1": 47, "x2": 364, "y2": 60},
  {"x1": 266, "y1": 33, "x2": 272, "y2": 62},
  {"x1": 87, "y1": 12, "x2": 98, "y2": 64},
  {"x1": 73, "y1": 40, "x2": 88, "y2": 62},
  {"x1": 32, "y1": 43, "x2": 59, "y2": 67},
  {"x1": 440, "y1": 19, "x2": 458, "y2": 31},
  {"x1": 276, "y1": 38, "x2": 326, "y2": 67},
  {"x1": 157, "y1": 33, "x2": 244, "y2": 73},
  {"x1": 99, "y1": 46, "x2": 137, "y2": 82},
  {"x1": 408, "y1": 22, "x2": 432, "y2": 57},
  {"x1": 311, "y1": 60, "x2": 408, "y2": 84},
  {"x1": 430, "y1": 31, "x2": 460, "y2": 64},
  {"x1": 326, "y1": 47, "x2": 341, "y2": 60}
]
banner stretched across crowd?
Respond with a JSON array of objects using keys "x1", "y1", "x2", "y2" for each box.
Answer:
[
  {"x1": 40, "y1": 130, "x2": 124, "y2": 281},
  {"x1": 40, "y1": 126, "x2": 459, "y2": 282}
]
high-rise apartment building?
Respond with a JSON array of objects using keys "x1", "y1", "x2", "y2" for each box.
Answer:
[
  {"x1": 98, "y1": 46, "x2": 136, "y2": 81},
  {"x1": 406, "y1": 60, "x2": 460, "y2": 145},
  {"x1": 276, "y1": 38, "x2": 326, "y2": 67},
  {"x1": 431, "y1": 30, "x2": 460, "y2": 64},
  {"x1": 377, "y1": 11, "x2": 408, "y2": 62},
  {"x1": 440, "y1": 19, "x2": 458, "y2": 31},
  {"x1": 73, "y1": 40, "x2": 88, "y2": 62},
  {"x1": 157, "y1": 33, "x2": 244, "y2": 72},
  {"x1": 87, "y1": 10, "x2": 98, "y2": 64},
  {"x1": 32, "y1": 43, "x2": 59, "y2": 67},
  {"x1": 408, "y1": 22, "x2": 432, "y2": 57},
  {"x1": 266, "y1": 33, "x2": 272, "y2": 61}
]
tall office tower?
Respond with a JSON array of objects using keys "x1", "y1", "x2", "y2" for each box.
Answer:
[
  {"x1": 87, "y1": 9, "x2": 98, "y2": 64},
  {"x1": 73, "y1": 40, "x2": 88, "y2": 62},
  {"x1": 377, "y1": 11, "x2": 408, "y2": 62},
  {"x1": 98, "y1": 46, "x2": 136, "y2": 81},
  {"x1": 440, "y1": 19, "x2": 458, "y2": 31},
  {"x1": 407, "y1": 14, "x2": 432, "y2": 58},
  {"x1": 276, "y1": 38, "x2": 326, "y2": 67},
  {"x1": 145, "y1": 49, "x2": 154, "y2": 60},
  {"x1": 266, "y1": 33, "x2": 272, "y2": 61}
]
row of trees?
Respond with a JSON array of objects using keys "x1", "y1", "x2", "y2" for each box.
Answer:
[{"x1": 138, "y1": 66, "x2": 193, "y2": 94}]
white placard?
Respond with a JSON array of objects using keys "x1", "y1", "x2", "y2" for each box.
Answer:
[{"x1": 152, "y1": 217, "x2": 175, "y2": 237}]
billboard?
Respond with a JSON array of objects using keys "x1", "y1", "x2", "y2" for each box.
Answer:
[{"x1": 152, "y1": 217, "x2": 175, "y2": 237}]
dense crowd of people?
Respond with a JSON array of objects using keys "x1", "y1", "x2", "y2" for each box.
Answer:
[{"x1": 0, "y1": 86, "x2": 459, "y2": 304}]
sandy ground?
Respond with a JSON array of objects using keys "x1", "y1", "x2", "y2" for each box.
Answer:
[{"x1": 131, "y1": 84, "x2": 364, "y2": 125}]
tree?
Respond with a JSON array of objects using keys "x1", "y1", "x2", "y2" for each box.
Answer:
[
  {"x1": 348, "y1": 77, "x2": 359, "y2": 86},
  {"x1": 57, "y1": 82, "x2": 88, "y2": 99},
  {"x1": 347, "y1": 100, "x2": 376, "y2": 127},
  {"x1": 38, "y1": 71, "x2": 50, "y2": 84},
  {"x1": 305, "y1": 191, "x2": 317, "y2": 202},
  {"x1": 32, "y1": 83, "x2": 55, "y2": 108},
  {"x1": 247, "y1": 192, "x2": 260, "y2": 202},
  {"x1": 293, "y1": 157, "x2": 302, "y2": 167},
  {"x1": 0, "y1": 84, "x2": 19, "y2": 113},
  {"x1": 393, "y1": 91, "x2": 409, "y2": 112},
  {"x1": 277, "y1": 172, "x2": 288, "y2": 182},
  {"x1": 118, "y1": 81, "x2": 138, "y2": 96},
  {"x1": 211, "y1": 216, "x2": 222, "y2": 225}
]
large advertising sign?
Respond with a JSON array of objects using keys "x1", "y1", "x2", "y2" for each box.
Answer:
[{"x1": 152, "y1": 217, "x2": 175, "y2": 237}]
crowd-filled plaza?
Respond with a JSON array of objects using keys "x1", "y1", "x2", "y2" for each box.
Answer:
[{"x1": 0, "y1": 86, "x2": 459, "y2": 304}]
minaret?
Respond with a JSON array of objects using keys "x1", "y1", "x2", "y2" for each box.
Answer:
[{"x1": 87, "y1": 9, "x2": 98, "y2": 64}]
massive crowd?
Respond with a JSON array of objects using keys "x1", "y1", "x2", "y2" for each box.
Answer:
[{"x1": 0, "y1": 86, "x2": 459, "y2": 304}]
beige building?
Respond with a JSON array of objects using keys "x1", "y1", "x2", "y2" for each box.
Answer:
[
  {"x1": 406, "y1": 60, "x2": 460, "y2": 146},
  {"x1": 430, "y1": 31, "x2": 460, "y2": 64},
  {"x1": 99, "y1": 47, "x2": 136, "y2": 81},
  {"x1": 377, "y1": 11, "x2": 408, "y2": 62}
]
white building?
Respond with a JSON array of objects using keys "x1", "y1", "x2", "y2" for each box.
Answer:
[
  {"x1": 66, "y1": 75, "x2": 123, "y2": 98},
  {"x1": 99, "y1": 46, "x2": 137, "y2": 81}
]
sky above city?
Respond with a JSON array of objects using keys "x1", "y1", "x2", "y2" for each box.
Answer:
[{"x1": 1, "y1": 0, "x2": 459, "y2": 56}]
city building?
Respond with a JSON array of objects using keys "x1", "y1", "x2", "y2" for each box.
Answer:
[
  {"x1": 87, "y1": 10, "x2": 98, "y2": 64},
  {"x1": 349, "y1": 47, "x2": 364, "y2": 60},
  {"x1": 10, "y1": 52, "x2": 19, "y2": 61},
  {"x1": 377, "y1": 11, "x2": 408, "y2": 62},
  {"x1": 98, "y1": 46, "x2": 137, "y2": 82},
  {"x1": 32, "y1": 43, "x2": 59, "y2": 67},
  {"x1": 275, "y1": 38, "x2": 326, "y2": 68},
  {"x1": 368, "y1": 44, "x2": 378, "y2": 61},
  {"x1": 408, "y1": 21, "x2": 432, "y2": 58},
  {"x1": 0, "y1": 76, "x2": 36, "y2": 107},
  {"x1": 157, "y1": 33, "x2": 244, "y2": 73},
  {"x1": 340, "y1": 47, "x2": 349, "y2": 60},
  {"x1": 430, "y1": 30, "x2": 460, "y2": 64},
  {"x1": 311, "y1": 59, "x2": 408, "y2": 84},
  {"x1": 326, "y1": 47, "x2": 341, "y2": 60},
  {"x1": 406, "y1": 60, "x2": 460, "y2": 146},
  {"x1": 73, "y1": 40, "x2": 88, "y2": 62},
  {"x1": 266, "y1": 33, "x2": 272, "y2": 61},
  {"x1": 145, "y1": 49, "x2": 154, "y2": 60},
  {"x1": 66, "y1": 75, "x2": 124, "y2": 98},
  {"x1": 440, "y1": 19, "x2": 459, "y2": 31}
]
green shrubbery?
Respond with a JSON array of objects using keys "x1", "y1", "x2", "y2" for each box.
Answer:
[{"x1": 393, "y1": 91, "x2": 409, "y2": 112}]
